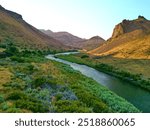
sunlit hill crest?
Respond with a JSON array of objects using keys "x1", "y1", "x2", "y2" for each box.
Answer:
[{"x1": 89, "y1": 16, "x2": 150, "y2": 59}]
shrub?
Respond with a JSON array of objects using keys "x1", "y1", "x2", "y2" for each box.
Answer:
[
  {"x1": 95, "y1": 63, "x2": 114, "y2": 72},
  {"x1": 0, "y1": 102, "x2": 9, "y2": 111},
  {"x1": 81, "y1": 55, "x2": 89, "y2": 58},
  {"x1": 9, "y1": 46, "x2": 19, "y2": 54},
  {"x1": 0, "y1": 52, "x2": 9, "y2": 58},
  {"x1": 75, "y1": 90, "x2": 110, "y2": 112},
  {"x1": 54, "y1": 100, "x2": 91, "y2": 113},
  {"x1": 26, "y1": 86, "x2": 53, "y2": 101},
  {"x1": 0, "y1": 95, "x2": 4, "y2": 103},
  {"x1": 6, "y1": 91, "x2": 26, "y2": 100},
  {"x1": 32, "y1": 76, "x2": 47, "y2": 88},
  {"x1": 15, "y1": 99, "x2": 49, "y2": 113},
  {"x1": 55, "y1": 93, "x2": 63, "y2": 100},
  {"x1": 7, "y1": 89, "x2": 51, "y2": 112},
  {"x1": 6, "y1": 107, "x2": 22, "y2": 113},
  {"x1": 27, "y1": 64, "x2": 34, "y2": 71},
  {"x1": 10, "y1": 56, "x2": 25, "y2": 62},
  {"x1": 4, "y1": 81, "x2": 24, "y2": 89}
]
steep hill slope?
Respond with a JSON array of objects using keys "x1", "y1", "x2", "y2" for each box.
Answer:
[
  {"x1": 89, "y1": 16, "x2": 150, "y2": 59},
  {"x1": 0, "y1": 5, "x2": 68, "y2": 50}
]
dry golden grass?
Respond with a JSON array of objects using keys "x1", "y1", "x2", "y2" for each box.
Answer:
[
  {"x1": 89, "y1": 30, "x2": 144, "y2": 55},
  {"x1": 0, "y1": 67, "x2": 12, "y2": 89},
  {"x1": 94, "y1": 57, "x2": 150, "y2": 79},
  {"x1": 89, "y1": 17, "x2": 150, "y2": 59},
  {"x1": 90, "y1": 34, "x2": 150, "y2": 59},
  {"x1": 0, "y1": 48, "x2": 5, "y2": 52},
  {"x1": 37, "y1": 62, "x2": 62, "y2": 78}
]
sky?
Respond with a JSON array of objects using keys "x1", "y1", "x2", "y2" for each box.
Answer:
[{"x1": 0, "y1": 0, "x2": 150, "y2": 39}]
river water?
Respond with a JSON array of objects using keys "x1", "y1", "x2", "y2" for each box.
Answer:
[{"x1": 46, "y1": 52, "x2": 150, "y2": 112}]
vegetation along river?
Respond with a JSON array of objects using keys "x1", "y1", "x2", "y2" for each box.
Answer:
[{"x1": 46, "y1": 52, "x2": 150, "y2": 112}]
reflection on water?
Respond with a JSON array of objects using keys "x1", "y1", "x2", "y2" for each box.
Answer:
[{"x1": 46, "y1": 53, "x2": 150, "y2": 112}]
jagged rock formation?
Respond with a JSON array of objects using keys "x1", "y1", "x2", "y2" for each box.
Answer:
[{"x1": 112, "y1": 16, "x2": 150, "y2": 39}]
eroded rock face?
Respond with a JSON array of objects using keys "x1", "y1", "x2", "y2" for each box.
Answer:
[
  {"x1": 112, "y1": 23, "x2": 124, "y2": 38},
  {"x1": 111, "y1": 16, "x2": 150, "y2": 39}
]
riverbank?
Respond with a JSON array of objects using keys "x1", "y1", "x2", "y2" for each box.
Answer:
[
  {"x1": 46, "y1": 54, "x2": 141, "y2": 112},
  {"x1": 56, "y1": 54, "x2": 150, "y2": 92},
  {"x1": 0, "y1": 46, "x2": 140, "y2": 112}
]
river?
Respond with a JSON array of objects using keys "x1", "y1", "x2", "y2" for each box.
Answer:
[{"x1": 46, "y1": 52, "x2": 150, "y2": 112}]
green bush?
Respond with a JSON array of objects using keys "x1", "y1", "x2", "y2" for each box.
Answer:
[
  {"x1": 5, "y1": 89, "x2": 51, "y2": 113},
  {"x1": 0, "y1": 102, "x2": 9, "y2": 111},
  {"x1": 15, "y1": 99, "x2": 49, "y2": 113},
  {"x1": 4, "y1": 81, "x2": 24, "y2": 89},
  {"x1": 81, "y1": 55, "x2": 89, "y2": 58},
  {"x1": 54, "y1": 100, "x2": 91, "y2": 113},
  {"x1": 6, "y1": 91, "x2": 26, "y2": 100},
  {"x1": 0, "y1": 52, "x2": 9, "y2": 58},
  {"x1": 95, "y1": 63, "x2": 114, "y2": 72},
  {"x1": 55, "y1": 93, "x2": 63, "y2": 100},
  {"x1": 74, "y1": 89, "x2": 110, "y2": 112},
  {"x1": 10, "y1": 56, "x2": 25, "y2": 62},
  {"x1": 0, "y1": 95, "x2": 4, "y2": 103},
  {"x1": 6, "y1": 107, "x2": 22, "y2": 113},
  {"x1": 27, "y1": 64, "x2": 34, "y2": 71},
  {"x1": 32, "y1": 76, "x2": 47, "y2": 88}
]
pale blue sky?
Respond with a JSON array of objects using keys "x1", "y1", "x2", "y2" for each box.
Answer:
[{"x1": 1, "y1": 0, "x2": 150, "y2": 39}]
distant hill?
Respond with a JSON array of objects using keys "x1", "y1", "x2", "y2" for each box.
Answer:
[
  {"x1": 0, "y1": 5, "x2": 68, "y2": 50},
  {"x1": 89, "y1": 16, "x2": 150, "y2": 59},
  {"x1": 40, "y1": 29, "x2": 105, "y2": 50},
  {"x1": 40, "y1": 29, "x2": 84, "y2": 46},
  {"x1": 75, "y1": 36, "x2": 105, "y2": 51}
]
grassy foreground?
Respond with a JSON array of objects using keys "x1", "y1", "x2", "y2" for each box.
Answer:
[{"x1": 0, "y1": 43, "x2": 140, "y2": 112}]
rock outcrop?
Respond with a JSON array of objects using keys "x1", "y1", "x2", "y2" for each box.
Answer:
[
  {"x1": 89, "y1": 16, "x2": 150, "y2": 59},
  {"x1": 112, "y1": 16, "x2": 150, "y2": 39}
]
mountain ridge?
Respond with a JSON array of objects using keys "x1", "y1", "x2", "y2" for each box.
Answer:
[
  {"x1": 0, "y1": 5, "x2": 69, "y2": 50},
  {"x1": 112, "y1": 16, "x2": 150, "y2": 39},
  {"x1": 89, "y1": 16, "x2": 150, "y2": 59},
  {"x1": 0, "y1": 5, "x2": 23, "y2": 20},
  {"x1": 41, "y1": 29, "x2": 105, "y2": 50},
  {"x1": 40, "y1": 29, "x2": 85, "y2": 46}
]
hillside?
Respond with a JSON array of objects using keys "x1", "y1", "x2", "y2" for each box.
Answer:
[
  {"x1": 0, "y1": 5, "x2": 68, "y2": 51},
  {"x1": 40, "y1": 29, "x2": 84, "y2": 47},
  {"x1": 41, "y1": 29, "x2": 105, "y2": 50},
  {"x1": 75, "y1": 36, "x2": 105, "y2": 51},
  {"x1": 89, "y1": 16, "x2": 150, "y2": 59}
]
